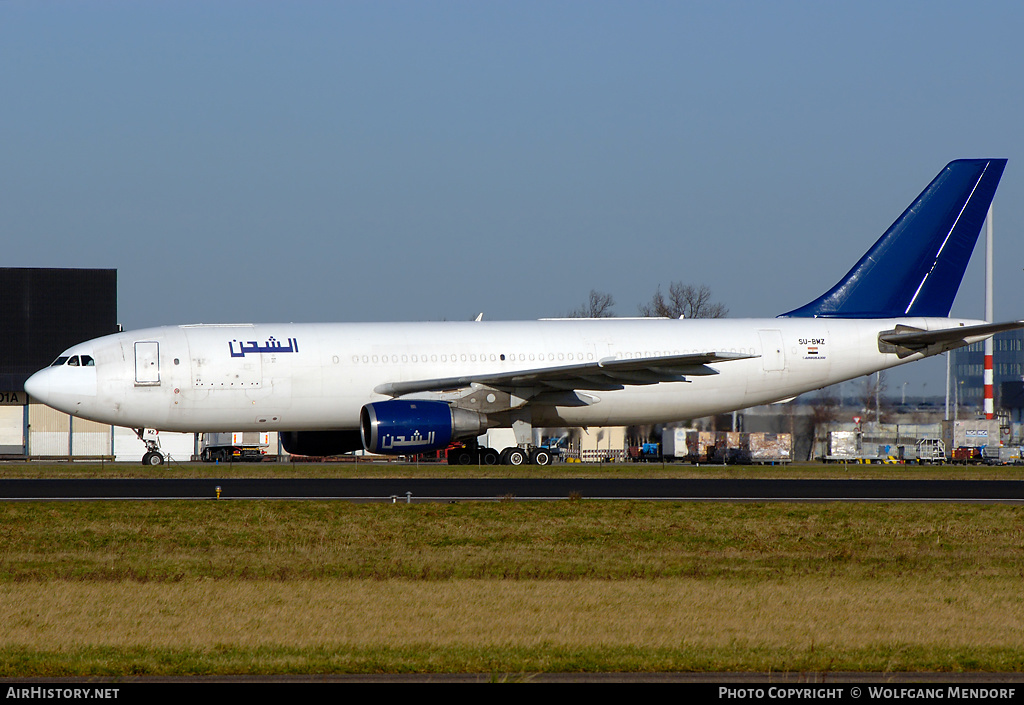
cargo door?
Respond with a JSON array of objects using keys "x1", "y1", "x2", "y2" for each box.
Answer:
[
  {"x1": 135, "y1": 341, "x2": 161, "y2": 386},
  {"x1": 757, "y1": 330, "x2": 786, "y2": 372}
]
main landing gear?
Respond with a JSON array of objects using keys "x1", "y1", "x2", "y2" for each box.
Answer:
[
  {"x1": 498, "y1": 446, "x2": 552, "y2": 466},
  {"x1": 448, "y1": 441, "x2": 553, "y2": 466},
  {"x1": 447, "y1": 410, "x2": 552, "y2": 466},
  {"x1": 492, "y1": 410, "x2": 551, "y2": 465}
]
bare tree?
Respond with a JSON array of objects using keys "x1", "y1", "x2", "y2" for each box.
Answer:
[
  {"x1": 807, "y1": 385, "x2": 841, "y2": 460},
  {"x1": 638, "y1": 282, "x2": 728, "y2": 319},
  {"x1": 567, "y1": 290, "x2": 616, "y2": 318},
  {"x1": 860, "y1": 371, "x2": 892, "y2": 424}
]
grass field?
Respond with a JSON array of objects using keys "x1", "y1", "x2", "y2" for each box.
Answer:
[
  {"x1": 1, "y1": 463, "x2": 1023, "y2": 676},
  {"x1": 4, "y1": 458, "x2": 1024, "y2": 480}
]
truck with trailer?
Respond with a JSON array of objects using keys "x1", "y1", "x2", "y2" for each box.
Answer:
[
  {"x1": 826, "y1": 431, "x2": 944, "y2": 464},
  {"x1": 627, "y1": 442, "x2": 661, "y2": 462},
  {"x1": 200, "y1": 432, "x2": 271, "y2": 462},
  {"x1": 661, "y1": 429, "x2": 791, "y2": 465},
  {"x1": 942, "y1": 420, "x2": 1009, "y2": 465},
  {"x1": 982, "y1": 445, "x2": 1023, "y2": 465}
]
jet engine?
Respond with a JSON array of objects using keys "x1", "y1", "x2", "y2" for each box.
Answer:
[{"x1": 360, "y1": 399, "x2": 487, "y2": 454}]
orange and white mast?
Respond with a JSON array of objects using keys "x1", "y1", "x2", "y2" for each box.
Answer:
[{"x1": 984, "y1": 204, "x2": 995, "y2": 420}]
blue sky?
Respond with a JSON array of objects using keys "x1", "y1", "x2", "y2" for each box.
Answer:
[{"x1": 3, "y1": 1, "x2": 1023, "y2": 397}]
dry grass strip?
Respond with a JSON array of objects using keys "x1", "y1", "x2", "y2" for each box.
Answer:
[{"x1": 1, "y1": 577, "x2": 1021, "y2": 651}]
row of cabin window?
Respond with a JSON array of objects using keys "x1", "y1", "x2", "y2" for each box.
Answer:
[
  {"x1": 350, "y1": 352, "x2": 596, "y2": 365},
  {"x1": 345, "y1": 350, "x2": 749, "y2": 365}
]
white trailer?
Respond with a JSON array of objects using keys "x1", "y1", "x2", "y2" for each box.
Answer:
[
  {"x1": 661, "y1": 428, "x2": 689, "y2": 461},
  {"x1": 200, "y1": 432, "x2": 270, "y2": 462}
]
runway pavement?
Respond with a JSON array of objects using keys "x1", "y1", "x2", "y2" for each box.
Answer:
[{"x1": 1, "y1": 477, "x2": 1023, "y2": 502}]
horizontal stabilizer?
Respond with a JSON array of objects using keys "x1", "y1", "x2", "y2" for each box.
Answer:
[{"x1": 878, "y1": 320, "x2": 1024, "y2": 357}]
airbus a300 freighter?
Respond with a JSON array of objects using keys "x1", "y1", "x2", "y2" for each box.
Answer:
[{"x1": 26, "y1": 159, "x2": 1020, "y2": 465}]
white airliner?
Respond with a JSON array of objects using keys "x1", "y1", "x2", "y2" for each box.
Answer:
[{"x1": 25, "y1": 159, "x2": 1021, "y2": 465}]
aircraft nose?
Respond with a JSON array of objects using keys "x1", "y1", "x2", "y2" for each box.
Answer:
[
  {"x1": 24, "y1": 365, "x2": 96, "y2": 414},
  {"x1": 24, "y1": 368, "x2": 52, "y2": 405}
]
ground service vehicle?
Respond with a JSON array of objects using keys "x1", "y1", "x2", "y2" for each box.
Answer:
[{"x1": 200, "y1": 432, "x2": 270, "y2": 462}]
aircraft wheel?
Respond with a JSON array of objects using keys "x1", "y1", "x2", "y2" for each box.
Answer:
[
  {"x1": 505, "y1": 448, "x2": 527, "y2": 466},
  {"x1": 480, "y1": 448, "x2": 500, "y2": 465},
  {"x1": 142, "y1": 451, "x2": 164, "y2": 466},
  {"x1": 530, "y1": 448, "x2": 552, "y2": 466},
  {"x1": 455, "y1": 449, "x2": 474, "y2": 465}
]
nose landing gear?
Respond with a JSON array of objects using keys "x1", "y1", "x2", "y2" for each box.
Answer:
[{"x1": 135, "y1": 428, "x2": 165, "y2": 466}]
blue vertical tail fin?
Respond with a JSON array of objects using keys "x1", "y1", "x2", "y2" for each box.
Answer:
[{"x1": 782, "y1": 159, "x2": 1006, "y2": 318}]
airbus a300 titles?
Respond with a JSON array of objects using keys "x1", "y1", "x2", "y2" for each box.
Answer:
[{"x1": 25, "y1": 159, "x2": 1022, "y2": 465}]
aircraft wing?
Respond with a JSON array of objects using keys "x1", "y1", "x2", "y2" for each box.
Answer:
[
  {"x1": 373, "y1": 351, "x2": 758, "y2": 397},
  {"x1": 878, "y1": 320, "x2": 1024, "y2": 357}
]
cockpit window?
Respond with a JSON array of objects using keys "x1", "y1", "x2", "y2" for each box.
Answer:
[{"x1": 49, "y1": 355, "x2": 94, "y2": 367}]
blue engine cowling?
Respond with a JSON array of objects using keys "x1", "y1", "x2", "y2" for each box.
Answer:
[{"x1": 360, "y1": 399, "x2": 487, "y2": 454}]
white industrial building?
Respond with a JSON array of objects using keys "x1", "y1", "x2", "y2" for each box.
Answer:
[{"x1": 0, "y1": 393, "x2": 282, "y2": 462}]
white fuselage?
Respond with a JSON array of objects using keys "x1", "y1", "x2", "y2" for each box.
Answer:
[{"x1": 25, "y1": 316, "x2": 984, "y2": 433}]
